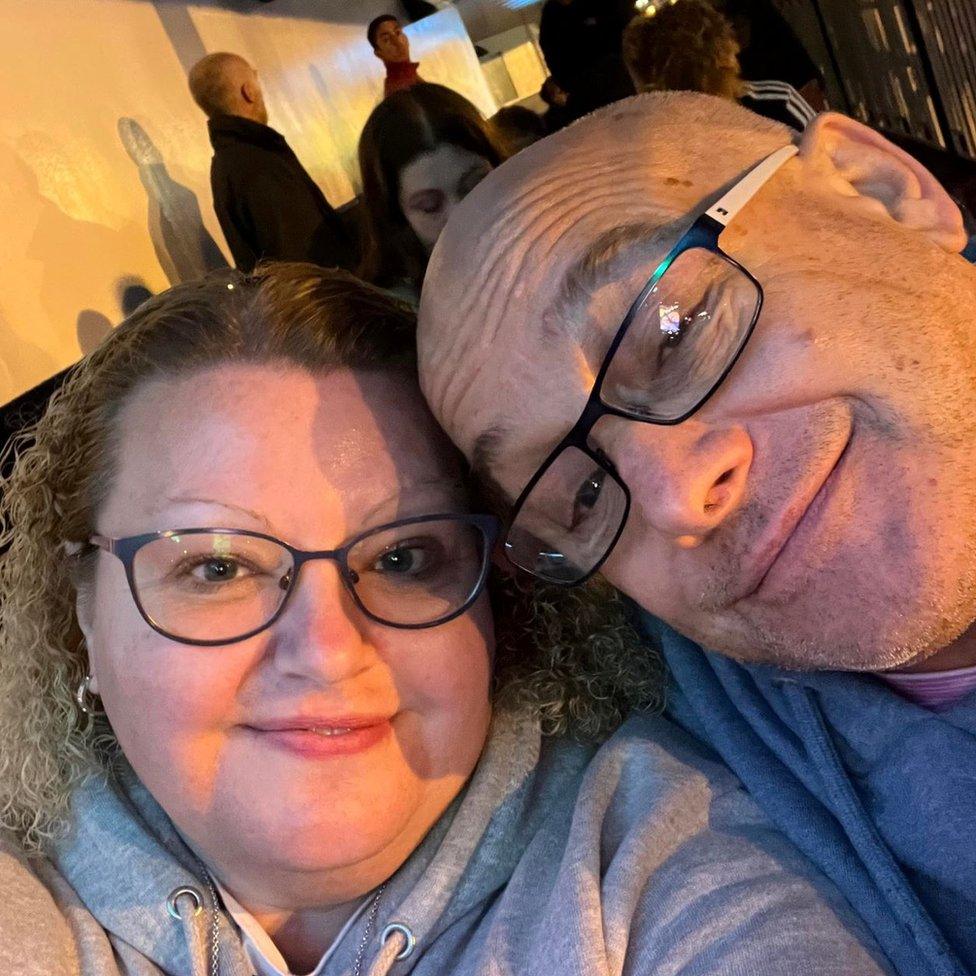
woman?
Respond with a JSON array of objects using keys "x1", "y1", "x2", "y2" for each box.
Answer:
[
  {"x1": 358, "y1": 83, "x2": 505, "y2": 301},
  {"x1": 0, "y1": 266, "x2": 890, "y2": 976}
]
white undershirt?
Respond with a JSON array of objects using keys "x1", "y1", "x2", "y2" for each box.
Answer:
[{"x1": 215, "y1": 880, "x2": 370, "y2": 976}]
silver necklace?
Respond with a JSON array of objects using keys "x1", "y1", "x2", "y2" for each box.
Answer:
[
  {"x1": 353, "y1": 883, "x2": 388, "y2": 976},
  {"x1": 200, "y1": 871, "x2": 221, "y2": 976}
]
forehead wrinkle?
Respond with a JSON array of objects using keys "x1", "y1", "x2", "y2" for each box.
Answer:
[
  {"x1": 446, "y1": 148, "x2": 669, "y2": 346},
  {"x1": 545, "y1": 214, "x2": 688, "y2": 344},
  {"x1": 425, "y1": 141, "x2": 702, "y2": 437}
]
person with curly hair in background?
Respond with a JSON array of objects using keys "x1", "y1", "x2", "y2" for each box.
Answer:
[
  {"x1": 623, "y1": 0, "x2": 816, "y2": 130},
  {"x1": 0, "y1": 264, "x2": 892, "y2": 975}
]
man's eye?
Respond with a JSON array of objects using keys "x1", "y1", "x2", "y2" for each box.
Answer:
[
  {"x1": 658, "y1": 301, "x2": 711, "y2": 355},
  {"x1": 571, "y1": 469, "x2": 605, "y2": 529}
]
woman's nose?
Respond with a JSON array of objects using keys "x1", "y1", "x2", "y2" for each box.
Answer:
[
  {"x1": 600, "y1": 416, "x2": 752, "y2": 547},
  {"x1": 269, "y1": 560, "x2": 375, "y2": 683}
]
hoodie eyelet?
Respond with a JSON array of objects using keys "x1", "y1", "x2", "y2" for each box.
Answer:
[
  {"x1": 166, "y1": 886, "x2": 204, "y2": 920},
  {"x1": 381, "y1": 922, "x2": 416, "y2": 959}
]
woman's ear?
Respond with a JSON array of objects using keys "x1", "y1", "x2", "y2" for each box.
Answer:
[
  {"x1": 70, "y1": 547, "x2": 100, "y2": 695},
  {"x1": 798, "y1": 112, "x2": 967, "y2": 252}
]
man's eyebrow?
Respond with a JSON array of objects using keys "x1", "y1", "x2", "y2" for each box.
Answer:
[
  {"x1": 544, "y1": 215, "x2": 688, "y2": 342},
  {"x1": 471, "y1": 426, "x2": 516, "y2": 517}
]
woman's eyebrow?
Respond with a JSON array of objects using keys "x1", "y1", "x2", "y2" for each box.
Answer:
[
  {"x1": 164, "y1": 495, "x2": 272, "y2": 528},
  {"x1": 358, "y1": 477, "x2": 468, "y2": 525}
]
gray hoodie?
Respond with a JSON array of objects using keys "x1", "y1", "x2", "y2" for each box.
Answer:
[{"x1": 0, "y1": 708, "x2": 893, "y2": 976}]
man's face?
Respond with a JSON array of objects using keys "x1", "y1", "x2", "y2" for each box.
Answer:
[
  {"x1": 374, "y1": 19, "x2": 411, "y2": 64},
  {"x1": 420, "y1": 95, "x2": 976, "y2": 671}
]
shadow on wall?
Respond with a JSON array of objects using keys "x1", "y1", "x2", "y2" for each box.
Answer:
[
  {"x1": 118, "y1": 276, "x2": 155, "y2": 316},
  {"x1": 76, "y1": 310, "x2": 114, "y2": 355},
  {"x1": 76, "y1": 277, "x2": 155, "y2": 355},
  {"x1": 0, "y1": 143, "x2": 103, "y2": 404},
  {"x1": 117, "y1": 117, "x2": 227, "y2": 285}
]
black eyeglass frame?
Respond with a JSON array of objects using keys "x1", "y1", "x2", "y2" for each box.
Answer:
[
  {"x1": 504, "y1": 144, "x2": 800, "y2": 586},
  {"x1": 90, "y1": 513, "x2": 500, "y2": 646}
]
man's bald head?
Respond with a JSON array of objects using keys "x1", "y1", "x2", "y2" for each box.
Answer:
[
  {"x1": 419, "y1": 93, "x2": 787, "y2": 449},
  {"x1": 418, "y1": 91, "x2": 976, "y2": 673},
  {"x1": 188, "y1": 52, "x2": 267, "y2": 124}
]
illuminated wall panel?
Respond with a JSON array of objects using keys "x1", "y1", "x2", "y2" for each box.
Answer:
[{"x1": 0, "y1": 0, "x2": 493, "y2": 405}]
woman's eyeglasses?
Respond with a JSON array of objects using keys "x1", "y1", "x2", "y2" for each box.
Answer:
[{"x1": 89, "y1": 514, "x2": 499, "y2": 646}]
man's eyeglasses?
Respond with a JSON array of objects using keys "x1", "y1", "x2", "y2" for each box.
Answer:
[
  {"x1": 504, "y1": 144, "x2": 799, "y2": 585},
  {"x1": 89, "y1": 514, "x2": 499, "y2": 646}
]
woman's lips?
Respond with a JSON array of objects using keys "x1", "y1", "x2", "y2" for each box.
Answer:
[{"x1": 244, "y1": 719, "x2": 392, "y2": 759}]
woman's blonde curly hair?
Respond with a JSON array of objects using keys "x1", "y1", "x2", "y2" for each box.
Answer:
[{"x1": 0, "y1": 264, "x2": 663, "y2": 855}]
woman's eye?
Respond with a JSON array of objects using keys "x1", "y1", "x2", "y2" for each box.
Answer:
[
  {"x1": 409, "y1": 190, "x2": 445, "y2": 215},
  {"x1": 192, "y1": 558, "x2": 242, "y2": 583},
  {"x1": 373, "y1": 543, "x2": 434, "y2": 576}
]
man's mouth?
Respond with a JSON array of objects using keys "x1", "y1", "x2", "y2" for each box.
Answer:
[{"x1": 733, "y1": 429, "x2": 853, "y2": 604}]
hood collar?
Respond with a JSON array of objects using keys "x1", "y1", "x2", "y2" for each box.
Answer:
[{"x1": 207, "y1": 114, "x2": 288, "y2": 153}]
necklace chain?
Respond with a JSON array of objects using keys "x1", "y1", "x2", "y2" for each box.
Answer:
[
  {"x1": 353, "y1": 883, "x2": 388, "y2": 976},
  {"x1": 190, "y1": 859, "x2": 222, "y2": 976},
  {"x1": 189, "y1": 857, "x2": 384, "y2": 976}
]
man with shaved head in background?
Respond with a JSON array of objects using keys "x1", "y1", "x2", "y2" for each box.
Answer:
[
  {"x1": 419, "y1": 92, "x2": 976, "y2": 976},
  {"x1": 188, "y1": 53, "x2": 354, "y2": 272}
]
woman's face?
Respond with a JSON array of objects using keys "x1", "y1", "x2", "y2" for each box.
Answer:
[
  {"x1": 398, "y1": 144, "x2": 494, "y2": 253},
  {"x1": 80, "y1": 364, "x2": 493, "y2": 905}
]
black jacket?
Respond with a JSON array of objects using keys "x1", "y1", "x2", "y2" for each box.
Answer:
[
  {"x1": 538, "y1": 0, "x2": 635, "y2": 119},
  {"x1": 207, "y1": 114, "x2": 354, "y2": 272}
]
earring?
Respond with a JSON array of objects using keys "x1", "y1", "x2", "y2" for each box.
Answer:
[{"x1": 75, "y1": 674, "x2": 98, "y2": 716}]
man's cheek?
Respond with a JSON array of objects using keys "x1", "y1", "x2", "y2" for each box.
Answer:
[{"x1": 601, "y1": 534, "x2": 676, "y2": 612}]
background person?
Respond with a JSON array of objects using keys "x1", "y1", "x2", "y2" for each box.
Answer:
[
  {"x1": 490, "y1": 105, "x2": 548, "y2": 155},
  {"x1": 538, "y1": 0, "x2": 636, "y2": 122},
  {"x1": 358, "y1": 83, "x2": 505, "y2": 301},
  {"x1": 417, "y1": 92, "x2": 976, "y2": 976},
  {"x1": 720, "y1": 0, "x2": 826, "y2": 110},
  {"x1": 0, "y1": 265, "x2": 891, "y2": 976},
  {"x1": 623, "y1": 0, "x2": 816, "y2": 130},
  {"x1": 368, "y1": 15, "x2": 423, "y2": 98},
  {"x1": 187, "y1": 52, "x2": 355, "y2": 272}
]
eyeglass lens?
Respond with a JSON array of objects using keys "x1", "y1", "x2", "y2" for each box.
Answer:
[
  {"x1": 130, "y1": 518, "x2": 488, "y2": 642},
  {"x1": 601, "y1": 248, "x2": 760, "y2": 422},
  {"x1": 507, "y1": 248, "x2": 759, "y2": 583},
  {"x1": 505, "y1": 446, "x2": 626, "y2": 583}
]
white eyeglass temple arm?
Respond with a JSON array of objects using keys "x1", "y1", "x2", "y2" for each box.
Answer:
[{"x1": 705, "y1": 143, "x2": 799, "y2": 228}]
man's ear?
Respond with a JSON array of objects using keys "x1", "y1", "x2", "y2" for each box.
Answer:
[
  {"x1": 798, "y1": 112, "x2": 967, "y2": 253},
  {"x1": 241, "y1": 78, "x2": 260, "y2": 106}
]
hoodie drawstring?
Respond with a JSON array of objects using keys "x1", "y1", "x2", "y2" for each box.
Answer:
[
  {"x1": 365, "y1": 924, "x2": 414, "y2": 976},
  {"x1": 167, "y1": 883, "x2": 221, "y2": 976}
]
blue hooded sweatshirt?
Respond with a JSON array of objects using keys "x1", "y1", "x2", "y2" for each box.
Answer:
[{"x1": 640, "y1": 614, "x2": 976, "y2": 976}]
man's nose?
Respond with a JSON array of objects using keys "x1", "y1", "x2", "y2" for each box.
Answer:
[
  {"x1": 600, "y1": 416, "x2": 753, "y2": 546},
  {"x1": 269, "y1": 560, "x2": 375, "y2": 683}
]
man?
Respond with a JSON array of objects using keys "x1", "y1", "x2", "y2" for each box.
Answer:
[
  {"x1": 418, "y1": 92, "x2": 976, "y2": 976},
  {"x1": 538, "y1": 0, "x2": 635, "y2": 121},
  {"x1": 368, "y1": 15, "x2": 423, "y2": 98},
  {"x1": 187, "y1": 53, "x2": 354, "y2": 272}
]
